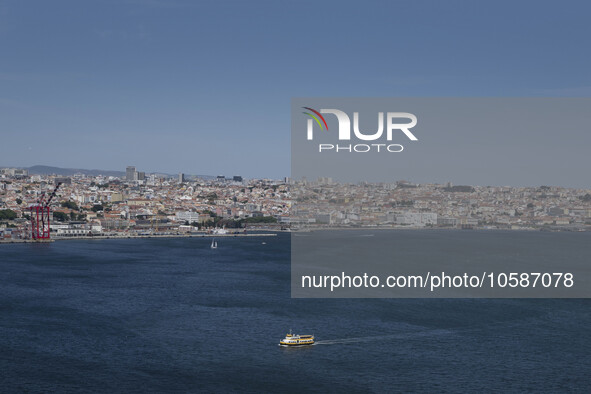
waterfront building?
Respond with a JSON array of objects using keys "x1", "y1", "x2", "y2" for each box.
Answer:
[{"x1": 175, "y1": 211, "x2": 200, "y2": 223}]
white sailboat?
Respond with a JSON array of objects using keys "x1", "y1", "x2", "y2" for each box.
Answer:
[{"x1": 210, "y1": 239, "x2": 217, "y2": 249}]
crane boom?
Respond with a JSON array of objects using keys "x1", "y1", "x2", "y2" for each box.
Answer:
[
  {"x1": 44, "y1": 182, "x2": 62, "y2": 207},
  {"x1": 37, "y1": 191, "x2": 46, "y2": 205}
]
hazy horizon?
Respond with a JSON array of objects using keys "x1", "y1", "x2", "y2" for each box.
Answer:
[{"x1": 3, "y1": 163, "x2": 591, "y2": 191}]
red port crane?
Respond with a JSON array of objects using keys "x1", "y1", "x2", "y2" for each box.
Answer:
[{"x1": 29, "y1": 182, "x2": 62, "y2": 240}]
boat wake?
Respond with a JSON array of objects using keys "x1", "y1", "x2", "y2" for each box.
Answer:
[
  {"x1": 314, "y1": 335, "x2": 394, "y2": 345},
  {"x1": 313, "y1": 329, "x2": 453, "y2": 346}
]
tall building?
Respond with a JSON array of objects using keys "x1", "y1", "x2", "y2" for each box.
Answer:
[
  {"x1": 136, "y1": 172, "x2": 145, "y2": 181},
  {"x1": 54, "y1": 177, "x2": 72, "y2": 185},
  {"x1": 126, "y1": 166, "x2": 136, "y2": 181},
  {"x1": 178, "y1": 173, "x2": 185, "y2": 183}
]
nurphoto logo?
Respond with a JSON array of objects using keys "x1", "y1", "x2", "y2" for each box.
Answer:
[{"x1": 303, "y1": 107, "x2": 418, "y2": 153}]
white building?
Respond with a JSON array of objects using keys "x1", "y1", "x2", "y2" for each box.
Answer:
[
  {"x1": 175, "y1": 211, "x2": 200, "y2": 223},
  {"x1": 395, "y1": 212, "x2": 438, "y2": 227}
]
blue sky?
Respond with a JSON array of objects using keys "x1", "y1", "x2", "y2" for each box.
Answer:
[{"x1": 1, "y1": 0, "x2": 590, "y2": 180}]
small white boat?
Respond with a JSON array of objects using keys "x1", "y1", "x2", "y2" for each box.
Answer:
[
  {"x1": 279, "y1": 329, "x2": 314, "y2": 347},
  {"x1": 210, "y1": 239, "x2": 217, "y2": 249}
]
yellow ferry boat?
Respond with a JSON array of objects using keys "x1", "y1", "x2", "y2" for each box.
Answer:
[{"x1": 279, "y1": 330, "x2": 314, "y2": 347}]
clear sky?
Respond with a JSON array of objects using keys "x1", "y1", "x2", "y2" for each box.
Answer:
[{"x1": 1, "y1": 0, "x2": 590, "y2": 181}]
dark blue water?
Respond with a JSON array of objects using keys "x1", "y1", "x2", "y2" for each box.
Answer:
[{"x1": 1, "y1": 233, "x2": 590, "y2": 393}]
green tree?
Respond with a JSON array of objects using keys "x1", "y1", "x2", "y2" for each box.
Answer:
[
  {"x1": 239, "y1": 216, "x2": 277, "y2": 225},
  {"x1": 0, "y1": 209, "x2": 17, "y2": 220},
  {"x1": 61, "y1": 201, "x2": 79, "y2": 210},
  {"x1": 53, "y1": 211, "x2": 68, "y2": 222},
  {"x1": 207, "y1": 193, "x2": 218, "y2": 204},
  {"x1": 15, "y1": 198, "x2": 22, "y2": 205}
]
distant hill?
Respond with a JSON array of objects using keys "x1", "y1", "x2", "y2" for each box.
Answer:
[
  {"x1": 2, "y1": 165, "x2": 218, "y2": 180},
  {"x1": 25, "y1": 165, "x2": 125, "y2": 177}
]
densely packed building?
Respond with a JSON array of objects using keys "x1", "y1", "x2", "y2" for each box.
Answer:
[
  {"x1": 292, "y1": 179, "x2": 591, "y2": 231},
  {"x1": 0, "y1": 167, "x2": 290, "y2": 239},
  {"x1": 1, "y1": 167, "x2": 591, "y2": 239}
]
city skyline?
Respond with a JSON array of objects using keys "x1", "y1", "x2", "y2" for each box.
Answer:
[
  {"x1": 2, "y1": 168, "x2": 591, "y2": 243},
  {"x1": 1, "y1": 162, "x2": 591, "y2": 190}
]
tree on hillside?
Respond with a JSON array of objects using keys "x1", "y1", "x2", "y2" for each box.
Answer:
[
  {"x1": 0, "y1": 209, "x2": 17, "y2": 220},
  {"x1": 61, "y1": 201, "x2": 79, "y2": 210},
  {"x1": 53, "y1": 212, "x2": 68, "y2": 222}
]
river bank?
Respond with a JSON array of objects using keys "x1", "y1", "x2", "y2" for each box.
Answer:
[{"x1": 0, "y1": 232, "x2": 278, "y2": 244}]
